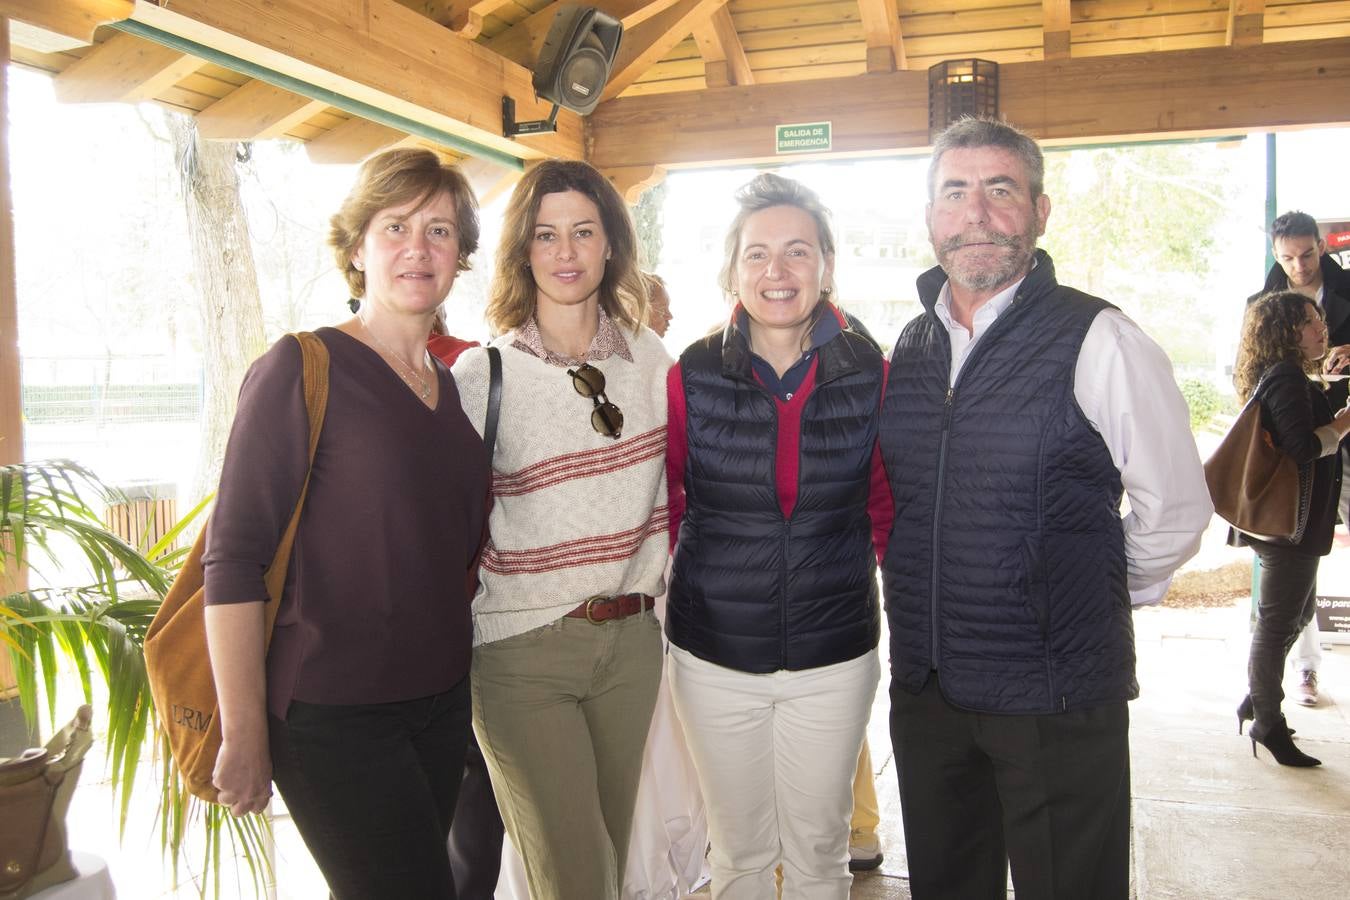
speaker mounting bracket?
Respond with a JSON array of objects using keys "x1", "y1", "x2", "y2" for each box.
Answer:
[{"x1": 502, "y1": 96, "x2": 559, "y2": 138}]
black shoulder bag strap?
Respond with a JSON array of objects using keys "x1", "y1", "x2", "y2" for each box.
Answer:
[{"x1": 485, "y1": 346, "x2": 502, "y2": 458}]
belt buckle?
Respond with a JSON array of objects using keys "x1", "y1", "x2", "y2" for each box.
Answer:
[{"x1": 584, "y1": 594, "x2": 608, "y2": 625}]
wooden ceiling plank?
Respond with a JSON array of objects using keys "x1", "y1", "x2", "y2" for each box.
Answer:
[
  {"x1": 589, "y1": 36, "x2": 1350, "y2": 170},
  {"x1": 1266, "y1": 0, "x2": 1350, "y2": 29},
  {"x1": 737, "y1": 21, "x2": 863, "y2": 53},
  {"x1": 621, "y1": 75, "x2": 706, "y2": 95},
  {"x1": 197, "y1": 79, "x2": 328, "y2": 140},
  {"x1": 896, "y1": 7, "x2": 1049, "y2": 39},
  {"x1": 1073, "y1": 0, "x2": 1227, "y2": 20},
  {"x1": 856, "y1": 0, "x2": 906, "y2": 73},
  {"x1": 1043, "y1": 0, "x2": 1071, "y2": 60},
  {"x1": 53, "y1": 30, "x2": 206, "y2": 103},
  {"x1": 305, "y1": 117, "x2": 418, "y2": 164},
  {"x1": 691, "y1": 6, "x2": 753, "y2": 86},
  {"x1": 0, "y1": 0, "x2": 133, "y2": 45},
  {"x1": 1266, "y1": 22, "x2": 1350, "y2": 44},
  {"x1": 486, "y1": 1, "x2": 684, "y2": 66},
  {"x1": 734, "y1": 1, "x2": 859, "y2": 33},
  {"x1": 1073, "y1": 12, "x2": 1228, "y2": 43},
  {"x1": 130, "y1": 0, "x2": 580, "y2": 163},
  {"x1": 1227, "y1": 0, "x2": 1266, "y2": 46}
]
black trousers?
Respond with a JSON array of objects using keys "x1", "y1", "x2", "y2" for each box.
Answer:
[
  {"x1": 1249, "y1": 545, "x2": 1321, "y2": 728},
  {"x1": 447, "y1": 730, "x2": 506, "y2": 900},
  {"x1": 270, "y1": 676, "x2": 472, "y2": 900},
  {"x1": 889, "y1": 675, "x2": 1130, "y2": 900}
]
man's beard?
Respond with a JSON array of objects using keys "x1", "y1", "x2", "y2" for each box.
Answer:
[{"x1": 933, "y1": 225, "x2": 1038, "y2": 293}]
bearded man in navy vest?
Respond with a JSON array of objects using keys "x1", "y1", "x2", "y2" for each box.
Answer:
[{"x1": 879, "y1": 117, "x2": 1214, "y2": 899}]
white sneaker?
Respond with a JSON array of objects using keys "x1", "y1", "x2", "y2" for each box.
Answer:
[
  {"x1": 848, "y1": 830, "x2": 883, "y2": 872},
  {"x1": 1297, "y1": 670, "x2": 1319, "y2": 707}
]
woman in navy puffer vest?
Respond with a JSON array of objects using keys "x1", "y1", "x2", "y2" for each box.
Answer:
[{"x1": 665, "y1": 173, "x2": 892, "y2": 899}]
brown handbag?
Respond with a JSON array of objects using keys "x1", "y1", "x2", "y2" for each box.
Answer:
[
  {"x1": 1203, "y1": 390, "x2": 1312, "y2": 543},
  {"x1": 144, "y1": 332, "x2": 329, "y2": 803},
  {"x1": 0, "y1": 705, "x2": 94, "y2": 900}
]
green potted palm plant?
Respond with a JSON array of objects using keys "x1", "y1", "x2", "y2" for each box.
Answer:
[{"x1": 1, "y1": 458, "x2": 271, "y2": 896}]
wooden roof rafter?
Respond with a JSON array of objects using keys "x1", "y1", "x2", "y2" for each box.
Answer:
[
  {"x1": 195, "y1": 79, "x2": 328, "y2": 141},
  {"x1": 1227, "y1": 0, "x2": 1265, "y2": 47},
  {"x1": 857, "y1": 0, "x2": 906, "y2": 73},
  {"x1": 692, "y1": 6, "x2": 754, "y2": 87},
  {"x1": 601, "y1": 0, "x2": 731, "y2": 101},
  {"x1": 1042, "y1": 0, "x2": 1070, "y2": 60},
  {"x1": 54, "y1": 29, "x2": 205, "y2": 103}
]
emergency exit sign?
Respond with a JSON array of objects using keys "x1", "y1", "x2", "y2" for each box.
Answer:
[{"x1": 775, "y1": 122, "x2": 831, "y2": 154}]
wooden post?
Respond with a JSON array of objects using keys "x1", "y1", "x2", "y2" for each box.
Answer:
[
  {"x1": 0, "y1": 18, "x2": 27, "y2": 707},
  {"x1": 0, "y1": 17, "x2": 21, "y2": 470}
]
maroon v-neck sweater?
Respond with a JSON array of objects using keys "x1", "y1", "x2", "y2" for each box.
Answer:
[{"x1": 203, "y1": 328, "x2": 489, "y2": 719}]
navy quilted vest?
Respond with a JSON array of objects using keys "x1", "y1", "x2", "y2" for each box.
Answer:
[
  {"x1": 667, "y1": 324, "x2": 883, "y2": 673},
  {"x1": 881, "y1": 253, "x2": 1137, "y2": 713}
]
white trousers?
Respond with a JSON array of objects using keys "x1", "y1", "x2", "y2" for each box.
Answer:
[
  {"x1": 667, "y1": 645, "x2": 880, "y2": 900},
  {"x1": 1290, "y1": 617, "x2": 1323, "y2": 674}
]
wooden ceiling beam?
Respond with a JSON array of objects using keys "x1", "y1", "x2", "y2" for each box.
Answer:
[
  {"x1": 1042, "y1": 0, "x2": 1071, "y2": 61},
  {"x1": 393, "y1": 1, "x2": 515, "y2": 39},
  {"x1": 196, "y1": 80, "x2": 328, "y2": 141},
  {"x1": 601, "y1": 0, "x2": 729, "y2": 102},
  {"x1": 857, "y1": 0, "x2": 906, "y2": 73},
  {"x1": 305, "y1": 117, "x2": 423, "y2": 165},
  {"x1": 53, "y1": 30, "x2": 206, "y2": 103},
  {"x1": 0, "y1": 0, "x2": 133, "y2": 45},
  {"x1": 1227, "y1": 0, "x2": 1265, "y2": 47},
  {"x1": 129, "y1": 0, "x2": 580, "y2": 163},
  {"x1": 588, "y1": 36, "x2": 1350, "y2": 170},
  {"x1": 458, "y1": 156, "x2": 524, "y2": 206},
  {"x1": 601, "y1": 164, "x2": 668, "y2": 203},
  {"x1": 691, "y1": 7, "x2": 753, "y2": 87},
  {"x1": 487, "y1": 1, "x2": 684, "y2": 67}
]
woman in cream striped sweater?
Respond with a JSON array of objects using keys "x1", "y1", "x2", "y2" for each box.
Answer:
[{"x1": 451, "y1": 159, "x2": 671, "y2": 900}]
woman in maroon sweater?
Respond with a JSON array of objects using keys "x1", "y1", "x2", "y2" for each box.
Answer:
[{"x1": 202, "y1": 148, "x2": 489, "y2": 898}]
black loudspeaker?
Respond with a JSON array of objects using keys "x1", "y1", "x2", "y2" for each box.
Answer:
[{"x1": 532, "y1": 6, "x2": 623, "y2": 116}]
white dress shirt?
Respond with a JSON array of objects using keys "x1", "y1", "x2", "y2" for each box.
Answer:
[{"x1": 933, "y1": 275, "x2": 1214, "y2": 606}]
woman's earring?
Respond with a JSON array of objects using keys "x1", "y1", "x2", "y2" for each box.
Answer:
[
  {"x1": 821, "y1": 286, "x2": 833, "y2": 298},
  {"x1": 348, "y1": 297, "x2": 361, "y2": 313},
  {"x1": 353, "y1": 261, "x2": 364, "y2": 272}
]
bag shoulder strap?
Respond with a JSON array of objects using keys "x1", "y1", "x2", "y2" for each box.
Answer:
[
  {"x1": 259, "y1": 332, "x2": 331, "y2": 631},
  {"x1": 484, "y1": 346, "x2": 502, "y2": 459}
]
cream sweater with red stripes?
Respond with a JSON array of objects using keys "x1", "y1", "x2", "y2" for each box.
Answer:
[{"x1": 451, "y1": 327, "x2": 672, "y2": 646}]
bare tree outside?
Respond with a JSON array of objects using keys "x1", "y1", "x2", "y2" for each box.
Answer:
[{"x1": 165, "y1": 113, "x2": 267, "y2": 502}]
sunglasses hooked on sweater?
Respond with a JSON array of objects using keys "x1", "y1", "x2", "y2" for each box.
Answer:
[{"x1": 567, "y1": 363, "x2": 624, "y2": 440}]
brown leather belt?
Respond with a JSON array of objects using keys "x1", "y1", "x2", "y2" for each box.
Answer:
[{"x1": 565, "y1": 593, "x2": 655, "y2": 624}]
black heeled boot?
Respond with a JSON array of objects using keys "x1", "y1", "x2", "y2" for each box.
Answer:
[
  {"x1": 1249, "y1": 717, "x2": 1321, "y2": 767},
  {"x1": 1238, "y1": 695, "x2": 1294, "y2": 737}
]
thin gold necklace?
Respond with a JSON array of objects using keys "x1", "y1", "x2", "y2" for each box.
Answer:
[{"x1": 360, "y1": 315, "x2": 432, "y2": 400}]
